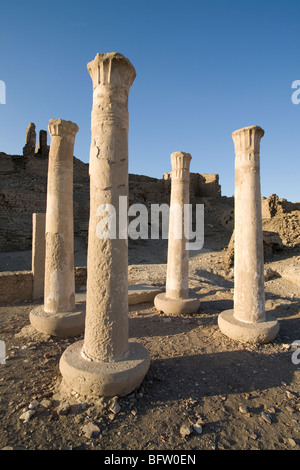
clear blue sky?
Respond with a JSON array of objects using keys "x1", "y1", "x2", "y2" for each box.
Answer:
[{"x1": 1, "y1": 0, "x2": 299, "y2": 201}]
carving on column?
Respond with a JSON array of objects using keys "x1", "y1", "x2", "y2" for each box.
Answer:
[
  {"x1": 233, "y1": 125, "x2": 263, "y2": 166},
  {"x1": 170, "y1": 151, "x2": 191, "y2": 180}
]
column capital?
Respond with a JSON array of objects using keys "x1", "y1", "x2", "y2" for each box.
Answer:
[
  {"x1": 170, "y1": 151, "x2": 192, "y2": 179},
  {"x1": 87, "y1": 52, "x2": 136, "y2": 91},
  {"x1": 48, "y1": 119, "x2": 79, "y2": 138},
  {"x1": 232, "y1": 125, "x2": 264, "y2": 153}
]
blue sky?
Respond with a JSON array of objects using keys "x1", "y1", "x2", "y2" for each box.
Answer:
[{"x1": 1, "y1": 0, "x2": 299, "y2": 201}]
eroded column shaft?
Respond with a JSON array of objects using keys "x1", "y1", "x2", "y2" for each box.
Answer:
[
  {"x1": 83, "y1": 53, "x2": 136, "y2": 362},
  {"x1": 44, "y1": 119, "x2": 78, "y2": 314}
]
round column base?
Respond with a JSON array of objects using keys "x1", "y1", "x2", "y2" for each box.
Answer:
[
  {"x1": 218, "y1": 309, "x2": 279, "y2": 344},
  {"x1": 154, "y1": 292, "x2": 200, "y2": 315},
  {"x1": 29, "y1": 305, "x2": 85, "y2": 338},
  {"x1": 59, "y1": 340, "x2": 151, "y2": 398}
]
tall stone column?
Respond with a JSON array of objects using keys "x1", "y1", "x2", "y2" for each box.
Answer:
[
  {"x1": 154, "y1": 151, "x2": 200, "y2": 315},
  {"x1": 59, "y1": 53, "x2": 150, "y2": 397},
  {"x1": 218, "y1": 125, "x2": 279, "y2": 343},
  {"x1": 30, "y1": 119, "x2": 85, "y2": 337},
  {"x1": 32, "y1": 212, "x2": 46, "y2": 300}
]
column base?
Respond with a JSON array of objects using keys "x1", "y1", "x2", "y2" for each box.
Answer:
[
  {"x1": 59, "y1": 340, "x2": 151, "y2": 398},
  {"x1": 154, "y1": 292, "x2": 200, "y2": 315},
  {"x1": 218, "y1": 309, "x2": 279, "y2": 344},
  {"x1": 29, "y1": 304, "x2": 85, "y2": 338}
]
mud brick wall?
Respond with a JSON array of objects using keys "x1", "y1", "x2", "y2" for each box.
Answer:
[
  {"x1": 0, "y1": 268, "x2": 88, "y2": 304},
  {"x1": 0, "y1": 151, "x2": 223, "y2": 252},
  {"x1": 0, "y1": 271, "x2": 33, "y2": 304}
]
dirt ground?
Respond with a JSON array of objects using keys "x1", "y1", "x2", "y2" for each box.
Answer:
[{"x1": 0, "y1": 243, "x2": 300, "y2": 451}]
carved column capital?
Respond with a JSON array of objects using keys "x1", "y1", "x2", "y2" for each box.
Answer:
[
  {"x1": 48, "y1": 119, "x2": 79, "y2": 138},
  {"x1": 87, "y1": 52, "x2": 136, "y2": 91},
  {"x1": 232, "y1": 126, "x2": 264, "y2": 167},
  {"x1": 170, "y1": 151, "x2": 192, "y2": 180}
]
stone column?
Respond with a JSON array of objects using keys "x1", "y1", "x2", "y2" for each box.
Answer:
[
  {"x1": 154, "y1": 151, "x2": 200, "y2": 315},
  {"x1": 218, "y1": 125, "x2": 279, "y2": 343},
  {"x1": 59, "y1": 53, "x2": 150, "y2": 398},
  {"x1": 32, "y1": 213, "x2": 46, "y2": 300},
  {"x1": 30, "y1": 119, "x2": 85, "y2": 337}
]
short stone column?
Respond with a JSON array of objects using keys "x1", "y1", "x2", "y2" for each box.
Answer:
[
  {"x1": 218, "y1": 125, "x2": 279, "y2": 343},
  {"x1": 30, "y1": 119, "x2": 85, "y2": 337},
  {"x1": 32, "y1": 213, "x2": 46, "y2": 300},
  {"x1": 154, "y1": 152, "x2": 200, "y2": 315},
  {"x1": 59, "y1": 53, "x2": 150, "y2": 397}
]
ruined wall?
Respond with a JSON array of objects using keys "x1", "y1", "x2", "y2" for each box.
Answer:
[
  {"x1": 163, "y1": 172, "x2": 221, "y2": 200},
  {"x1": 261, "y1": 194, "x2": 300, "y2": 248},
  {"x1": 0, "y1": 147, "x2": 224, "y2": 252},
  {"x1": 0, "y1": 150, "x2": 90, "y2": 252}
]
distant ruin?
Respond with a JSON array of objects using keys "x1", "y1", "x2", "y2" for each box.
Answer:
[
  {"x1": 0, "y1": 122, "x2": 226, "y2": 253},
  {"x1": 22, "y1": 123, "x2": 49, "y2": 159}
]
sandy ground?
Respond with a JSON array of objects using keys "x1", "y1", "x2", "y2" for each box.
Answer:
[{"x1": 0, "y1": 243, "x2": 300, "y2": 451}]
